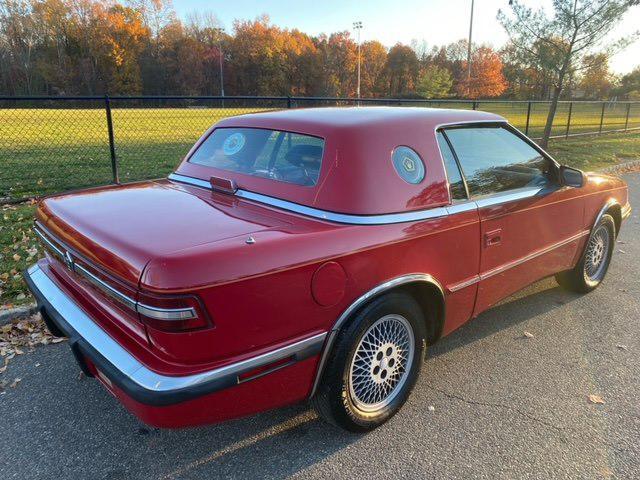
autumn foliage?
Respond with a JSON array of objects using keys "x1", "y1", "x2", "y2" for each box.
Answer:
[
  {"x1": 455, "y1": 47, "x2": 508, "y2": 99},
  {"x1": 0, "y1": 0, "x2": 629, "y2": 99}
]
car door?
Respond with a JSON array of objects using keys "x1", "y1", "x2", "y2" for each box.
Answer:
[{"x1": 441, "y1": 124, "x2": 586, "y2": 315}]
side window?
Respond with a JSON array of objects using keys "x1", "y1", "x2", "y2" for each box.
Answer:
[
  {"x1": 444, "y1": 126, "x2": 553, "y2": 197},
  {"x1": 436, "y1": 132, "x2": 467, "y2": 201}
]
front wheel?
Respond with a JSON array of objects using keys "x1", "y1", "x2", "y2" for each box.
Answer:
[
  {"x1": 556, "y1": 213, "x2": 615, "y2": 293},
  {"x1": 311, "y1": 292, "x2": 426, "y2": 432}
]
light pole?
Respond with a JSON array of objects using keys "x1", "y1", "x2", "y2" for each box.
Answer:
[
  {"x1": 214, "y1": 27, "x2": 225, "y2": 98},
  {"x1": 353, "y1": 21, "x2": 363, "y2": 99},
  {"x1": 467, "y1": 0, "x2": 474, "y2": 96}
]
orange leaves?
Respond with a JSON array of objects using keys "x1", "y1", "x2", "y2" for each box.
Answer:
[{"x1": 456, "y1": 46, "x2": 508, "y2": 99}]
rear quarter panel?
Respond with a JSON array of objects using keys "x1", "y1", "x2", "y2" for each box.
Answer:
[{"x1": 144, "y1": 209, "x2": 480, "y2": 366}]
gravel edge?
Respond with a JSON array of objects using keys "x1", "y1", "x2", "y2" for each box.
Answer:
[{"x1": 0, "y1": 304, "x2": 39, "y2": 325}]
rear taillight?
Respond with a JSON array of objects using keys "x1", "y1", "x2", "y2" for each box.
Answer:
[{"x1": 136, "y1": 291, "x2": 211, "y2": 332}]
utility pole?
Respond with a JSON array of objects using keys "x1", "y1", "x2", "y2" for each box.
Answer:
[
  {"x1": 353, "y1": 21, "x2": 363, "y2": 99},
  {"x1": 214, "y1": 27, "x2": 225, "y2": 98},
  {"x1": 467, "y1": 0, "x2": 474, "y2": 96}
]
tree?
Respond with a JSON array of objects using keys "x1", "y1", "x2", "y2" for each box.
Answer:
[
  {"x1": 315, "y1": 32, "x2": 357, "y2": 96},
  {"x1": 499, "y1": 0, "x2": 639, "y2": 147},
  {"x1": 385, "y1": 43, "x2": 419, "y2": 97},
  {"x1": 416, "y1": 64, "x2": 452, "y2": 98},
  {"x1": 579, "y1": 53, "x2": 614, "y2": 99},
  {"x1": 616, "y1": 66, "x2": 640, "y2": 99},
  {"x1": 455, "y1": 46, "x2": 507, "y2": 98},
  {"x1": 360, "y1": 40, "x2": 387, "y2": 97},
  {"x1": 0, "y1": 0, "x2": 38, "y2": 94}
]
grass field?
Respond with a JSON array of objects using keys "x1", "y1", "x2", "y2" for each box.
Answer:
[
  {"x1": 1, "y1": 103, "x2": 639, "y2": 200},
  {"x1": 1, "y1": 130, "x2": 639, "y2": 309}
]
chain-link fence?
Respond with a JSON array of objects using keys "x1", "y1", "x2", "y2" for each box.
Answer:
[{"x1": 1, "y1": 96, "x2": 639, "y2": 202}]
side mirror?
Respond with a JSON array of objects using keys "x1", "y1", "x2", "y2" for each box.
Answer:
[{"x1": 560, "y1": 165, "x2": 584, "y2": 188}]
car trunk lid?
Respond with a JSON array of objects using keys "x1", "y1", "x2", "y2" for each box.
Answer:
[{"x1": 37, "y1": 180, "x2": 293, "y2": 286}]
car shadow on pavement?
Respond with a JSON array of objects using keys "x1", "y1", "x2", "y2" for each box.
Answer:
[
  {"x1": 430, "y1": 277, "x2": 583, "y2": 359},
  {"x1": 1, "y1": 341, "x2": 361, "y2": 479},
  {"x1": 2, "y1": 276, "x2": 586, "y2": 480}
]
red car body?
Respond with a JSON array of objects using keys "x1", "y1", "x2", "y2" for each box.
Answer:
[{"x1": 25, "y1": 107, "x2": 631, "y2": 428}]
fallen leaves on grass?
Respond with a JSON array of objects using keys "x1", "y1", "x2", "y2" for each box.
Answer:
[
  {"x1": 588, "y1": 394, "x2": 605, "y2": 405},
  {"x1": 0, "y1": 314, "x2": 65, "y2": 377}
]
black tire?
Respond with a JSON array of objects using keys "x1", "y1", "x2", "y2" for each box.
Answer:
[
  {"x1": 311, "y1": 291, "x2": 426, "y2": 432},
  {"x1": 555, "y1": 213, "x2": 615, "y2": 293}
]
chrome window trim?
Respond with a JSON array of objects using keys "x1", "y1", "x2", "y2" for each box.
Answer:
[
  {"x1": 474, "y1": 186, "x2": 544, "y2": 208},
  {"x1": 168, "y1": 173, "x2": 211, "y2": 189},
  {"x1": 236, "y1": 188, "x2": 451, "y2": 225},
  {"x1": 169, "y1": 173, "x2": 451, "y2": 225},
  {"x1": 309, "y1": 273, "x2": 444, "y2": 397},
  {"x1": 34, "y1": 224, "x2": 195, "y2": 321},
  {"x1": 445, "y1": 201, "x2": 478, "y2": 214},
  {"x1": 26, "y1": 264, "x2": 326, "y2": 400},
  {"x1": 169, "y1": 173, "x2": 546, "y2": 224}
]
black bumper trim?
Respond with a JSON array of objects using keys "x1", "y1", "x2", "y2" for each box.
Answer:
[{"x1": 24, "y1": 265, "x2": 325, "y2": 407}]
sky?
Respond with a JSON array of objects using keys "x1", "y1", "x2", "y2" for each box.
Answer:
[{"x1": 172, "y1": 0, "x2": 640, "y2": 75}]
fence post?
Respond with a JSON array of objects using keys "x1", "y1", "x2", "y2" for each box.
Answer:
[
  {"x1": 599, "y1": 101, "x2": 605, "y2": 134},
  {"x1": 472, "y1": 101, "x2": 478, "y2": 110},
  {"x1": 565, "y1": 102, "x2": 573, "y2": 138},
  {"x1": 104, "y1": 95, "x2": 119, "y2": 184},
  {"x1": 287, "y1": 96, "x2": 292, "y2": 109},
  {"x1": 525, "y1": 101, "x2": 532, "y2": 135},
  {"x1": 624, "y1": 103, "x2": 631, "y2": 131}
]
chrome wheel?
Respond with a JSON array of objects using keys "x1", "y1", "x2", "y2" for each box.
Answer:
[
  {"x1": 584, "y1": 225, "x2": 610, "y2": 281},
  {"x1": 348, "y1": 314, "x2": 415, "y2": 412}
]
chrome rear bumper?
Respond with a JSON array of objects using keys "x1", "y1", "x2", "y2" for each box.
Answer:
[{"x1": 24, "y1": 264, "x2": 326, "y2": 406}]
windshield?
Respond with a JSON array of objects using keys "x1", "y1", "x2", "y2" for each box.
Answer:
[{"x1": 188, "y1": 127, "x2": 325, "y2": 186}]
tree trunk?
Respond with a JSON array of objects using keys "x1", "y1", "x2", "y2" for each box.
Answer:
[{"x1": 540, "y1": 83, "x2": 562, "y2": 148}]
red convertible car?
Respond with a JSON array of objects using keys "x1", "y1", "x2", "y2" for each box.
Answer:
[{"x1": 26, "y1": 107, "x2": 631, "y2": 432}]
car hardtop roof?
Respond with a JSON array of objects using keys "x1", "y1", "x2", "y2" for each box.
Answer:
[
  {"x1": 216, "y1": 106, "x2": 506, "y2": 134},
  {"x1": 176, "y1": 106, "x2": 510, "y2": 216}
]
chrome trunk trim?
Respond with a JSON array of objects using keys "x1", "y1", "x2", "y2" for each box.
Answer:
[{"x1": 34, "y1": 223, "x2": 195, "y2": 321}]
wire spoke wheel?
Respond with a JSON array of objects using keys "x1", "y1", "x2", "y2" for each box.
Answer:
[
  {"x1": 348, "y1": 314, "x2": 415, "y2": 413},
  {"x1": 584, "y1": 225, "x2": 610, "y2": 281}
]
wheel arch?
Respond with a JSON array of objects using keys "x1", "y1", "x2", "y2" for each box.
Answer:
[
  {"x1": 594, "y1": 199, "x2": 621, "y2": 237},
  {"x1": 309, "y1": 274, "x2": 445, "y2": 397}
]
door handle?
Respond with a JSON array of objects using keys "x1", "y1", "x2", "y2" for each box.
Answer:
[{"x1": 485, "y1": 229, "x2": 502, "y2": 247}]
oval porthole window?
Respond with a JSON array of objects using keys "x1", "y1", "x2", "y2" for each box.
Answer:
[{"x1": 392, "y1": 146, "x2": 425, "y2": 184}]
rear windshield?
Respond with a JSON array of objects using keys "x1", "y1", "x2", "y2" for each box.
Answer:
[{"x1": 188, "y1": 127, "x2": 324, "y2": 186}]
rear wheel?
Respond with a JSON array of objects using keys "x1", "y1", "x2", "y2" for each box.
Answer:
[
  {"x1": 556, "y1": 214, "x2": 615, "y2": 293},
  {"x1": 311, "y1": 292, "x2": 426, "y2": 432}
]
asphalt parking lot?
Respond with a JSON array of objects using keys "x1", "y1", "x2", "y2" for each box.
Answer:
[{"x1": 1, "y1": 172, "x2": 639, "y2": 480}]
